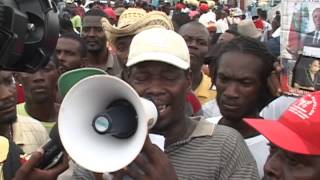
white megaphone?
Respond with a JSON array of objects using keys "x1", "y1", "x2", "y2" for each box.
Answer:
[{"x1": 58, "y1": 70, "x2": 158, "y2": 173}]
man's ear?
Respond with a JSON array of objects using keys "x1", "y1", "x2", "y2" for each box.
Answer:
[{"x1": 13, "y1": 72, "x2": 23, "y2": 85}]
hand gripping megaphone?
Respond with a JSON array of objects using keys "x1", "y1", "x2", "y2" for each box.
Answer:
[{"x1": 58, "y1": 68, "x2": 158, "y2": 173}]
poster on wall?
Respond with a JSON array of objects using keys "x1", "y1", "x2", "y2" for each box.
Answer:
[{"x1": 280, "y1": 0, "x2": 320, "y2": 96}]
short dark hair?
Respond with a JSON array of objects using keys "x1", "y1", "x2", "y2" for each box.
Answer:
[
  {"x1": 172, "y1": 13, "x2": 192, "y2": 32},
  {"x1": 84, "y1": 8, "x2": 108, "y2": 18},
  {"x1": 59, "y1": 16, "x2": 74, "y2": 33},
  {"x1": 214, "y1": 36, "x2": 276, "y2": 110},
  {"x1": 225, "y1": 29, "x2": 240, "y2": 36},
  {"x1": 59, "y1": 32, "x2": 87, "y2": 57}
]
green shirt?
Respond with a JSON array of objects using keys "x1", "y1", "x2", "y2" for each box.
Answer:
[{"x1": 71, "y1": 15, "x2": 82, "y2": 33}]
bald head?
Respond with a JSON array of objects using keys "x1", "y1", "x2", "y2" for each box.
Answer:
[
  {"x1": 178, "y1": 21, "x2": 210, "y2": 88},
  {"x1": 179, "y1": 21, "x2": 209, "y2": 37}
]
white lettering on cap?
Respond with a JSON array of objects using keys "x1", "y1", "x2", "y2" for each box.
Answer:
[{"x1": 288, "y1": 95, "x2": 317, "y2": 120}]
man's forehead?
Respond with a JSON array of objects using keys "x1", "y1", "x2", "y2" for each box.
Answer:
[
  {"x1": 179, "y1": 24, "x2": 209, "y2": 38},
  {"x1": 218, "y1": 52, "x2": 264, "y2": 74},
  {"x1": 57, "y1": 38, "x2": 80, "y2": 49},
  {"x1": 0, "y1": 71, "x2": 13, "y2": 82},
  {"x1": 83, "y1": 16, "x2": 103, "y2": 27},
  {"x1": 0, "y1": 71, "x2": 13, "y2": 78},
  {"x1": 313, "y1": 9, "x2": 320, "y2": 16}
]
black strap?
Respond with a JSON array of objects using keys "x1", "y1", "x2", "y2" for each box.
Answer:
[{"x1": 3, "y1": 140, "x2": 23, "y2": 180}]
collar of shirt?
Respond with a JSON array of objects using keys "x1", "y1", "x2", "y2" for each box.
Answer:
[{"x1": 165, "y1": 117, "x2": 215, "y2": 152}]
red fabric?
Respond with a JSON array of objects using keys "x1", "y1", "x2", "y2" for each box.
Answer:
[
  {"x1": 186, "y1": 91, "x2": 202, "y2": 114},
  {"x1": 254, "y1": 19, "x2": 264, "y2": 30},
  {"x1": 103, "y1": 7, "x2": 117, "y2": 20},
  {"x1": 73, "y1": 6, "x2": 85, "y2": 17},
  {"x1": 175, "y1": 3, "x2": 185, "y2": 10},
  {"x1": 16, "y1": 84, "x2": 25, "y2": 104},
  {"x1": 199, "y1": 3, "x2": 209, "y2": 13},
  {"x1": 245, "y1": 91, "x2": 320, "y2": 155}
]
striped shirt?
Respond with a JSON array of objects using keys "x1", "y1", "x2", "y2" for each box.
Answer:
[
  {"x1": 71, "y1": 118, "x2": 259, "y2": 179},
  {"x1": 167, "y1": 118, "x2": 259, "y2": 179}
]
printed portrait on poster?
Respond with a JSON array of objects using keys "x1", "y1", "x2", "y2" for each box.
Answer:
[
  {"x1": 280, "y1": 0, "x2": 320, "y2": 96},
  {"x1": 293, "y1": 55, "x2": 320, "y2": 91}
]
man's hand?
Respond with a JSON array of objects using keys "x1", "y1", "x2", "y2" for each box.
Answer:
[
  {"x1": 113, "y1": 137, "x2": 178, "y2": 180},
  {"x1": 13, "y1": 149, "x2": 69, "y2": 180}
]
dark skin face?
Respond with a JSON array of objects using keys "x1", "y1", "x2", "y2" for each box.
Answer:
[
  {"x1": 0, "y1": 71, "x2": 17, "y2": 125},
  {"x1": 313, "y1": 9, "x2": 320, "y2": 30},
  {"x1": 114, "y1": 36, "x2": 134, "y2": 68},
  {"x1": 55, "y1": 37, "x2": 84, "y2": 74},
  {"x1": 127, "y1": 62, "x2": 191, "y2": 136},
  {"x1": 81, "y1": 16, "x2": 107, "y2": 53},
  {"x1": 18, "y1": 61, "x2": 59, "y2": 104},
  {"x1": 179, "y1": 24, "x2": 209, "y2": 89},
  {"x1": 263, "y1": 144, "x2": 320, "y2": 180},
  {"x1": 216, "y1": 51, "x2": 264, "y2": 121}
]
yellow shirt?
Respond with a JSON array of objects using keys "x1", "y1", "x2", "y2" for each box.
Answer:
[
  {"x1": 194, "y1": 73, "x2": 217, "y2": 104},
  {"x1": 0, "y1": 136, "x2": 9, "y2": 180},
  {"x1": 16, "y1": 103, "x2": 56, "y2": 133}
]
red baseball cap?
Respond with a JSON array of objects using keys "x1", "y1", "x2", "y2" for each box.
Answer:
[
  {"x1": 244, "y1": 92, "x2": 320, "y2": 155},
  {"x1": 176, "y1": 3, "x2": 185, "y2": 10},
  {"x1": 199, "y1": 3, "x2": 209, "y2": 13}
]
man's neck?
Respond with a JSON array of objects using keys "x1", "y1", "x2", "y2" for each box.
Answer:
[
  {"x1": 25, "y1": 101, "x2": 57, "y2": 122},
  {"x1": 159, "y1": 116, "x2": 197, "y2": 147},
  {"x1": 192, "y1": 71, "x2": 203, "y2": 90},
  {"x1": 87, "y1": 49, "x2": 109, "y2": 67},
  {"x1": 218, "y1": 114, "x2": 260, "y2": 139}
]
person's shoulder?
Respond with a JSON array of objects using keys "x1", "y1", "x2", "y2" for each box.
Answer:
[
  {"x1": 16, "y1": 115, "x2": 47, "y2": 131},
  {"x1": 213, "y1": 124, "x2": 243, "y2": 140}
]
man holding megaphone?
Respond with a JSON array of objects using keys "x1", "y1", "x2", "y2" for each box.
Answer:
[{"x1": 67, "y1": 28, "x2": 259, "y2": 179}]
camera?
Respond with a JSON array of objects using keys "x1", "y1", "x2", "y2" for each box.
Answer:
[{"x1": 0, "y1": 0, "x2": 59, "y2": 72}]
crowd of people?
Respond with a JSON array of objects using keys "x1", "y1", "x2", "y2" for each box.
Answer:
[{"x1": 1, "y1": 0, "x2": 320, "y2": 180}]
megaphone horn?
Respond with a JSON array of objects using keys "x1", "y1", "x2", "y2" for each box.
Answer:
[{"x1": 58, "y1": 74, "x2": 158, "y2": 173}]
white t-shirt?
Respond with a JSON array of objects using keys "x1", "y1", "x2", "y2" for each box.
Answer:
[
  {"x1": 199, "y1": 10, "x2": 216, "y2": 27},
  {"x1": 206, "y1": 116, "x2": 269, "y2": 178},
  {"x1": 216, "y1": 18, "x2": 229, "y2": 33},
  {"x1": 260, "y1": 95, "x2": 298, "y2": 119},
  {"x1": 202, "y1": 100, "x2": 221, "y2": 118}
]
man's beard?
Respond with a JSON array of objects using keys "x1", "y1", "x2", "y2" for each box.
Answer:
[
  {"x1": 88, "y1": 47, "x2": 104, "y2": 53},
  {"x1": 87, "y1": 41, "x2": 105, "y2": 53}
]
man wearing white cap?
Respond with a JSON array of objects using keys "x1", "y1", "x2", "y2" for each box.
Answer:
[
  {"x1": 112, "y1": 28, "x2": 260, "y2": 179},
  {"x1": 245, "y1": 91, "x2": 320, "y2": 180}
]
